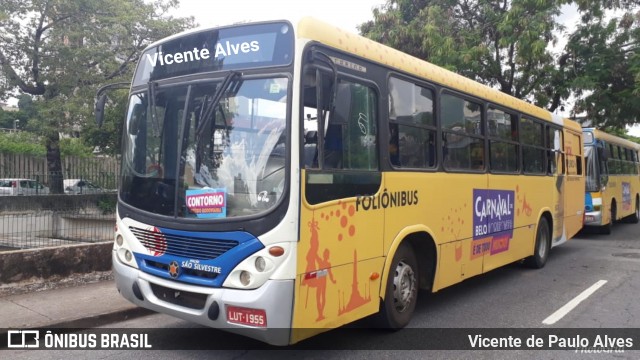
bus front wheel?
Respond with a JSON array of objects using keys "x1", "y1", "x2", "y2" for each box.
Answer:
[
  {"x1": 600, "y1": 203, "x2": 615, "y2": 234},
  {"x1": 376, "y1": 243, "x2": 418, "y2": 329},
  {"x1": 524, "y1": 217, "x2": 550, "y2": 269}
]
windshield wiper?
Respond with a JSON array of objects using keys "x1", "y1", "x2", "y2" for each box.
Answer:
[
  {"x1": 195, "y1": 71, "x2": 240, "y2": 143},
  {"x1": 195, "y1": 71, "x2": 240, "y2": 173},
  {"x1": 148, "y1": 80, "x2": 161, "y2": 138}
]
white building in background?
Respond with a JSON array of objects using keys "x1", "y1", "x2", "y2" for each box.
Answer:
[{"x1": 0, "y1": 102, "x2": 18, "y2": 112}]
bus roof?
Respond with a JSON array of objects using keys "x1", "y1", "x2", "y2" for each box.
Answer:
[
  {"x1": 139, "y1": 16, "x2": 579, "y2": 130},
  {"x1": 583, "y1": 127, "x2": 640, "y2": 149},
  {"x1": 295, "y1": 17, "x2": 569, "y2": 126}
]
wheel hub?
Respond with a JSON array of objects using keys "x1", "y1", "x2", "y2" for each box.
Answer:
[{"x1": 392, "y1": 260, "x2": 416, "y2": 313}]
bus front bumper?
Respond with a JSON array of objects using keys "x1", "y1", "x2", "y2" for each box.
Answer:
[
  {"x1": 584, "y1": 210, "x2": 603, "y2": 226},
  {"x1": 112, "y1": 251, "x2": 293, "y2": 346}
]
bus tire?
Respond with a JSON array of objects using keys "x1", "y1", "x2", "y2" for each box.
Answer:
[
  {"x1": 600, "y1": 203, "x2": 615, "y2": 234},
  {"x1": 626, "y1": 199, "x2": 639, "y2": 224},
  {"x1": 376, "y1": 243, "x2": 418, "y2": 329},
  {"x1": 524, "y1": 217, "x2": 550, "y2": 269}
]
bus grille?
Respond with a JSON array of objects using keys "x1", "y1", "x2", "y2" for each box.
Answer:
[{"x1": 129, "y1": 227, "x2": 239, "y2": 260}]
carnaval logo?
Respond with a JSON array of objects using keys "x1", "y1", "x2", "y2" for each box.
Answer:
[
  {"x1": 471, "y1": 189, "x2": 515, "y2": 259},
  {"x1": 473, "y1": 189, "x2": 514, "y2": 239}
]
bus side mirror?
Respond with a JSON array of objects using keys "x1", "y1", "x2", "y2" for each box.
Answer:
[
  {"x1": 95, "y1": 93, "x2": 107, "y2": 128},
  {"x1": 95, "y1": 82, "x2": 130, "y2": 128}
]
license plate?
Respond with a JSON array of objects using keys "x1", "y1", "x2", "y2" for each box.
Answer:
[
  {"x1": 226, "y1": 306, "x2": 267, "y2": 327},
  {"x1": 585, "y1": 215, "x2": 595, "y2": 222}
]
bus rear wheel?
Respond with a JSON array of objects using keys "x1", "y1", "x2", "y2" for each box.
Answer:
[
  {"x1": 625, "y1": 199, "x2": 639, "y2": 224},
  {"x1": 524, "y1": 217, "x2": 550, "y2": 269},
  {"x1": 376, "y1": 243, "x2": 418, "y2": 329}
]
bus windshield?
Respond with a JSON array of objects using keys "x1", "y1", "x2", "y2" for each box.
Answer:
[
  {"x1": 120, "y1": 75, "x2": 289, "y2": 219},
  {"x1": 584, "y1": 146, "x2": 599, "y2": 192}
]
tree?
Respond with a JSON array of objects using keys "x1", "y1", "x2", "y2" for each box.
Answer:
[
  {"x1": 0, "y1": 0, "x2": 194, "y2": 192},
  {"x1": 358, "y1": 0, "x2": 640, "y2": 130},
  {"x1": 566, "y1": 6, "x2": 640, "y2": 130},
  {"x1": 81, "y1": 88, "x2": 128, "y2": 155},
  {"x1": 0, "y1": 95, "x2": 31, "y2": 130}
]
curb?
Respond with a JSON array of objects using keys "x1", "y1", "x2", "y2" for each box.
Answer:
[
  {"x1": 41, "y1": 307, "x2": 155, "y2": 329},
  {"x1": 0, "y1": 271, "x2": 114, "y2": 298}
]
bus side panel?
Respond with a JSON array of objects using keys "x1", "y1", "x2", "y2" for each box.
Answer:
[
  {"x1": 382, "y1": 172, "x2": 487, "y2": 292},
  {"x1": 482, "y1": 175, "x2": 546, "y2": 273},
  {"x1": 438, "y1": 238, "x2": 482, "y2": 289},
  {"x1": 291, "y1": 172, "x2": 383, "y2": 338},
  {"x1": 291, "y1": 257, "x2": 383, "y2": 343},
  {"x1": 613, "y1": 174, "x2": 636, "y2": 219}
]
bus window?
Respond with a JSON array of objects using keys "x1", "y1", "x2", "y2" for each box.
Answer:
[
  {"x1": 546, "y1": 126, "x2": 564, "y2": 175},
  {"x1": 441, "y1": 93, "x2": 483, "y2": 171},
  {"x1": 388, "y1": 77, "x2": 436, "y2": 169},
  {"x1": 521, "y1": 117, "x2": 545, "y2": 174},
  {"x1": 488, "y1": 107, "x2": 518, "y2": 173},
  {"x1": 302, "y1": 64, "x2": 380, "y2": 205}
]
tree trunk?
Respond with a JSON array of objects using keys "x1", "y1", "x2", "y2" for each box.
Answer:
[{"x1": 45, "y1": 132, "x2": 64, "y2": 194}]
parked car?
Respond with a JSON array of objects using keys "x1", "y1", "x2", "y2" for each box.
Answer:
[
  {"x1": 0, "y1": 178, "x2": 50, "y2": 196},
  {"x1": 63, "y1": 179, "x2": 104, "y2": 194}
]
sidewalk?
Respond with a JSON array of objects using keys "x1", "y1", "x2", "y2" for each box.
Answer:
[{"x1": 0, "y1": 279, "x2": 152, "y2": 329}]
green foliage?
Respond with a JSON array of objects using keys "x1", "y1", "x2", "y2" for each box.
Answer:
[
  {"x1": 567, "y1": 12, "x2": 640, "y2": 129},
  {"x1": 0, "y1": 131, "x2": 96, "y2": 156},
  {"x1": 0, "y1": 0, "x2": 195, "y2": 192},
  {"x1": 360, "y1": 0, "x2": 562, "y2": 102},
  {"x1": 0, "y1": 131, "x2": 45, "y2": 155},
  {"x1": 60, "y1": 137, "x2": 94, "y2": 157},
  {"x1": 97, "y1": 194, "x2": 117, "y2": 215},
  {"x1": 359, "y1": 0, "x2": 640, "y2": 130},
  {"x1": 81, "y1": 89, "x2": 128, "y2": 155}
]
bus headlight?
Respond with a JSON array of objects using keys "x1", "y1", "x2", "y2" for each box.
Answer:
[
  {"x1": 223, "y1": 243, "x2": 291, "y2": 289},
  {"x1": 114, "y1": 229, "x2": 139, "y2": 269},
  {"x1": 255, "y1": 257, "x2": 266, "y2": 272},
  {"x1": 240, "y1": 271, "x2": 251, "y2": 286}
]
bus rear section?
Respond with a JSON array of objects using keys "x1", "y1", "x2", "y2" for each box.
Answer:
[{"x1": 583, "y1": 128, "x2": 640, "y2": 234}]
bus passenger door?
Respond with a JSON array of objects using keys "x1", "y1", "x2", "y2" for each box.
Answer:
[
  {"x1": 294, "y1": 72, "x2": 384, "y2": 337},
  {"x1": 562, "y1": 130, "x2": 585, "y2": 241},
  {"x1": 549, "y1": 127, "x2": 566, "y2": 245}
]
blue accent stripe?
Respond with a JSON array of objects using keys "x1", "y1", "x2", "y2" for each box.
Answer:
[
  {"x1": 585, "y1": 193, "x2": 593, "y2": 212},
  {"x1": 133, "y1": 228, "x2": 264, "y2": 287}
]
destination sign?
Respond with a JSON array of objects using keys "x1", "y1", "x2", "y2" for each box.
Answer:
[{"x1": 133, "y1": 22, "x2": 294, "y2": 86}]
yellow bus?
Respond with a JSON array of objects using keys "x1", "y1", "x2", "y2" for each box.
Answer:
[
  {"x1": 583, "y1": 128, "x2": 640, "y2": 233},
  {"x1": 96, "y1": 17, "x2": 585, "y2": 345}
]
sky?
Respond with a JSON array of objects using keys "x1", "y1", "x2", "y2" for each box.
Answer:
[{"x1": 172, "y1": 0, "x2": 386, "y2": 33}]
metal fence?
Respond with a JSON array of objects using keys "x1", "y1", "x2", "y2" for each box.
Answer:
[
  {"x1": 0, "y1": 153, "x2": 119, "y2": 191},
  {"x1": 0, "y1": 194, "x2": 116, "y2": 251},
  {"x1": 0, "y1": 153, "x2": 119, "y2": 251}
]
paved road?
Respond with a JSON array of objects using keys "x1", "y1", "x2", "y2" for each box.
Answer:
[{"x1": 5, "y1": 221, "x2": 640, "y2": 359}]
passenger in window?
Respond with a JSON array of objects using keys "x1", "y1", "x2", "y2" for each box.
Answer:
[{"x1": 389, "y1": 124, "x2": 400, "y2": 166}]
